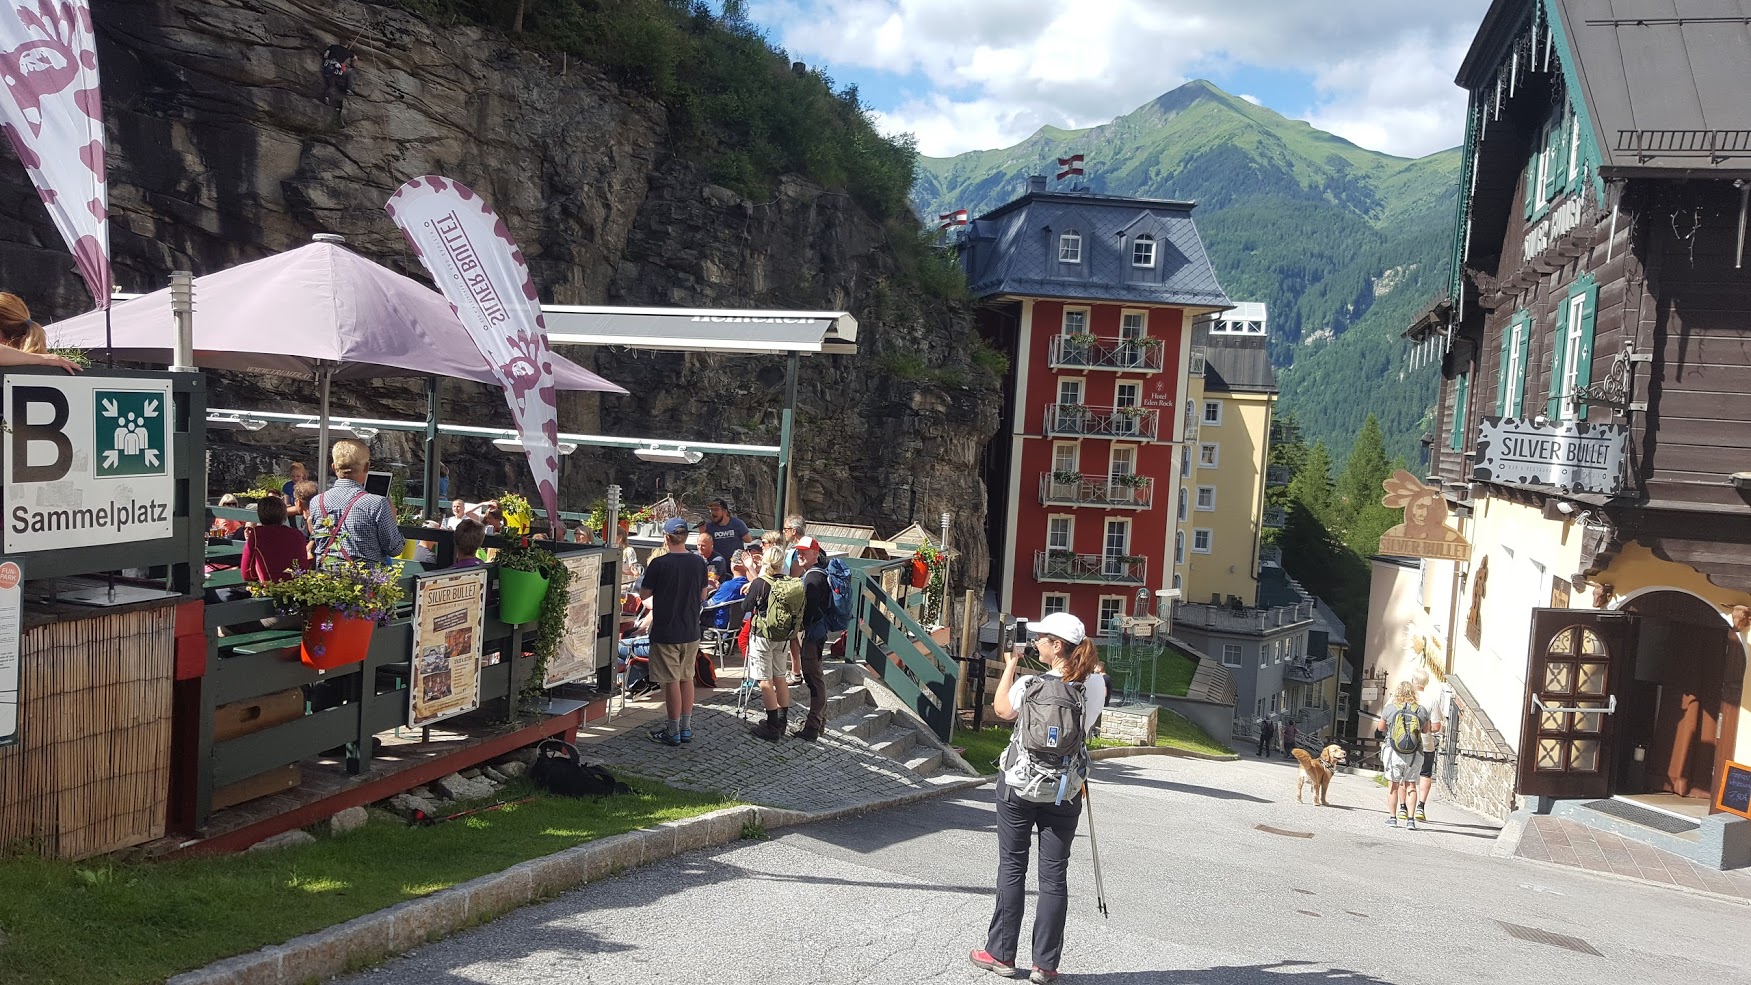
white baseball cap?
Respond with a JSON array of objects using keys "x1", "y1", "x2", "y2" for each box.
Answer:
[{"x1": 1025, "y1": 611, "x2": 1087, "y2": 646}]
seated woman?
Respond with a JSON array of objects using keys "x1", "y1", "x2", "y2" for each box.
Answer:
[
  {"x1": 221, "y1": 495, "x2": 309, "y2": 634},
  {"x1": 617, "y1": 592, "x2": 656, "y2": 694},
  {"x1": 212, "y1": 493, "x2": 247, "y2": 538}
]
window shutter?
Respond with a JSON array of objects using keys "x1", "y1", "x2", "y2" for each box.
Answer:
[
  {"x1": 1496, "y1": 321, "x2": 1512, "y2": 415},
  {"x1": 1552, "y1": 117, "x2": 1570, "y2": 192},
  {"x1": 1514, "y1": 314, "x2": 1532, "y2": 417},
  {"x1": 1449, "y1": 372, "x2": 1469, "y2": 451},
  {"x1": 1572, "y1": 279, "x2": 1599, "y2": 411},
  {"x1": 1524, "y1": 157, "x2": 1537, "y2": 220},
  {"x1": 1547, "y1": 301, "x2": 1569, "y2": 420}
]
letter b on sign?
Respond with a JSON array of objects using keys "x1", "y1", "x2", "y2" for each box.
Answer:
[{"x1": 10, "y1": 385, "x2": 71, "y2": 483}]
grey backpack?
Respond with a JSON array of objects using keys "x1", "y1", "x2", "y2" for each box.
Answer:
[{"x1": 1001, "y1": 676, "x2": 1088, "y2": 804}]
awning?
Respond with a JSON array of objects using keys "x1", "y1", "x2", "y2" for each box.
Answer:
[{"x1": 541, "y1": 305, "x2": 857, "y2": 355}]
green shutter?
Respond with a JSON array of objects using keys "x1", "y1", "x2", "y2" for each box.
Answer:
[
  {"x1": 1449, "y1": 372, "x2": 1469, "y2": 451},
  {"x1": 1552, "y1": 117, "x2": 1570, "y2": 193},
  {"x1": 1571, "y1": 277, "x2": 1599, "y2": 414},
  {"x1": 1547, "y1": 301, "x2": 1569, "y2": 420},
  {"x1": 1496, "y1": 319, "x2": 1512, "y2": 415},
  {"x1": 1513, "y1": 314, "x2": 1531, "y2": 417},
  {"x1": 1524, "y1": 156, "x2": 1537, "y2": 220}
]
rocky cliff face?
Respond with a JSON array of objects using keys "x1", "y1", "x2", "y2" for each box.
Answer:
[{"x1": 0, "y1": 0, "x2": 1000, "y2": 586}]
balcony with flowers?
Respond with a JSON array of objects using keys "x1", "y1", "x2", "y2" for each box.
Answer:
[
  {"x1": 1043, "y1": 404, "x2": 1160, "y2": 440},
  {"x1": 1034, "y1": 550, "x2": 1148, "y2": 585},
  {"x1": 1039, "y1": 471, "x2": 1154, "y2": 510},
  {"x1": 1048, "y1": 333, "x2": 1166, "y2": 372}
]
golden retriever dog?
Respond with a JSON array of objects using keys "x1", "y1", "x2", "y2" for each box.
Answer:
[{"x1": 1292, "y1": 744, "x2": 1347, "y2": 806}]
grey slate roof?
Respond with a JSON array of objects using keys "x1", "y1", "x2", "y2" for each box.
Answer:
[
  {"x1": 1193, "y1": 318, "x2": 1277, "y2": 393},
  {"x1": 961, "y1": 190, "x2": 1232, "y2": 309},
  {"x1": 1311, "y1": 599, "x2": 1349, "y2": 648}
]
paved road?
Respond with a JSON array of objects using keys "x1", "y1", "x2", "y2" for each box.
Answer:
[{"x1": 344, "y1": 755, "x2": 1745, "y2": 985}]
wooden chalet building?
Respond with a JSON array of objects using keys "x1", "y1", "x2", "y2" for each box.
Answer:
[{"x1": 1387, "y1": 0, "x2": 1751, "y2": 864}]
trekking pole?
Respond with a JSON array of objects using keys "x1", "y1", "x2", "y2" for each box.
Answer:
[{"x1": 1081, "y1": 782, "x2": 1109, "y2": 918}]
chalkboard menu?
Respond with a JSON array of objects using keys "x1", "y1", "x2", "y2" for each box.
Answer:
[{"x1": 1717, "y1": 760, "x2": 1751, "y2": 820}]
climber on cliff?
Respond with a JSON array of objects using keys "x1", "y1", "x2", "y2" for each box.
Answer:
[{"x1": 320, "y1": 41, "x2": 356, "y2": 109}]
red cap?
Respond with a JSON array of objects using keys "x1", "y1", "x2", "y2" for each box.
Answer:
[{"x1": 794, "y1": 535, "x2": 821, "y2": 551}]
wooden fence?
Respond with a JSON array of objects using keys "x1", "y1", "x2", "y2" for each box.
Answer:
[{"x1": 844, "y1": 557, "x2": 959, "y2": 743}]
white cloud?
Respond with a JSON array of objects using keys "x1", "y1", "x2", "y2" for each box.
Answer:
[
  {"x1": 750, "y1": 0, "x2": 1492, "y2": 157},
  {"x1": 1238, "y1": 94, "x2": 1261, "y2": 106}
]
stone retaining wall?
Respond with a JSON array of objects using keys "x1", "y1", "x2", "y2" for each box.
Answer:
[
  {"x1": 1442, "y1": 674, "x2": 1519, "y2": 822},
  {"x1": 1098, "y1": 704, "x2": 1158, "y2": 746}
]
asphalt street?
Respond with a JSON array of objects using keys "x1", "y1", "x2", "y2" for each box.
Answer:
[{"x1": 343, "y1": 754, "x2": 1747, "y2": 985}]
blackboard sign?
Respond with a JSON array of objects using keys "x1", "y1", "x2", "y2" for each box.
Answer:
[{"x1": 1717, "y1": 760, "x2": 1751, "y2": 821}]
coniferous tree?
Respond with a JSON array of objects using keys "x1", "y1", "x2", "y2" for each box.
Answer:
[
  {"x1": 1333, "y1": 414, "x2": 1390, "y2": 534},
  {"x1": 1288, "y1": 441, "x2": 1335, "y2": 524}
]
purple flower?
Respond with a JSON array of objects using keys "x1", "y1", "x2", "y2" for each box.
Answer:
[
  {"x1": 313, "y1": 644, "x2": 327, "y2": 657},
  {"x1": 320, "y1": 620, "x2": 334, "y2": 632}
]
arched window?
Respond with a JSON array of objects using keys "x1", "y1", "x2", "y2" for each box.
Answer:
[{"x1": 1132, "y1": 235, "x2": 1156, "y2": 268}]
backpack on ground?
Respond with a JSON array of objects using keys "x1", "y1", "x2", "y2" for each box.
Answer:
[
  {"x1": 807, "y1": 557, "x2": 854, "y2": 639},
  {"x1": 530, "y1": 739, "x2": 630, "y2": 797},
  {"x1": 754, "y1": 575, "x2": 806, "y2": 641},
  {"x1": 1001, "y1": 676, "x2": 1089, "y2": 805},
  {"x1": 1387, "y1": 704, "x2": 1423, "y2": 755}
]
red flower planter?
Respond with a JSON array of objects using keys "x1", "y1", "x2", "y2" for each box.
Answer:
[
  {"x1": 300, "y1": 606, "x2": 376, "y2": 670},
  {"x1": 909, "y1": 557, "x2": 930, "y2": 589}
]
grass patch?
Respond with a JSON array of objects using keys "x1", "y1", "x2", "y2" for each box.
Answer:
[
  {"x1": 954, "y1": 725, "x2": 1013, "y2": 776},
  {"x1": 1090, "y1": 707, "x2": 1234, "y2": 759},
  {"x1": 1098, "y1": 642, "x2": 1198, "y2": 698},
  {"x1": 0, "y1": 779, "x2": 734, "y2": 985}
]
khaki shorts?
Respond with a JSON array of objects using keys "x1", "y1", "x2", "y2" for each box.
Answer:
[
  {"x1": 648, "y1": 642, "x2": 694, "y2": 684},
  {"x1": 746, "y1": 635, "x2": 789, "y2": 681}
]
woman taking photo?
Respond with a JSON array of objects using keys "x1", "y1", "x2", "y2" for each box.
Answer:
[
  {"x1": 971, "y1": 611, "x2": 1105, "y2": 984},
  {"x1": 0, "y1": 293, "x2": 81, "y2": 372}
]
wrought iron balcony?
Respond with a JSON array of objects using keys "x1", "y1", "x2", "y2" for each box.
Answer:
[
  {"x1": 1038, "y1": 472, "x2": 1154, "y2": 509},
  {"x1": 1265, "y1": 465, "x2": 1291, "y2": 487},
  {"x1": 1044, "y1": 404, "x2": 1160, "y2": 440},
  {"x1": 1262, "y1": 506, "x2": 1286, "y2": 529},
  {"x1": 1048, "y1": 335, "x2": 1166, "y2": 372},
  {"x1": 1034, "y1": 550, "x2": 1147, "y2": 585},
  {"x1": 1188, "y1": 346, "x2": 1207, "y2": 376},
  {"x1": 1259, "y1": 545, "x2": 1283, "y2": 566}
]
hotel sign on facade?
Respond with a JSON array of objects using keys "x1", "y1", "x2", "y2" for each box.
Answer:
[{"x1": 1472, "y1": 417, "x2": 1627, "y2": 496}]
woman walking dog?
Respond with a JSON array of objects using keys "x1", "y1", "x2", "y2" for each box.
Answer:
[{"x1": 970, "y1": 611, "x2": 1106, "y2": 983}]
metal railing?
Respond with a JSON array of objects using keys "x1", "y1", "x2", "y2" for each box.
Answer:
[
  {"x1": 1044, "y1": 404, "x2": 1160, "y2": 440},
  {"x1": 843, "y1": 557, "x2": 958, "y2": 742},
  {"x1": 1188, "y1": 346, "x2": 1207, "y2": 376},
  {"x1": 1034, "y1": 550, "x2": 1147, "y2": 585},
  {"x1": 1259, "y1": 545, "x2": 1283, "y2": 566},
  {"x1": 1265, "y1": 465, "x2": 1291, "y2": 486},
  {"x1": 1617, "y1": 129, "x2": 1751, "y2": 159},
  {"x1": 1176, "y1": 599, "x2": 1313, "y2": 633},
  {"x1": 1038, "y1": 472, "x2": 1153, "y2": 509},
  {"x1": 1048, "y1": 335, "x2": 1166, "y2": 372},
  {"x1": 1262, "y1": 506, "x2": 1286, "y2": 529}
]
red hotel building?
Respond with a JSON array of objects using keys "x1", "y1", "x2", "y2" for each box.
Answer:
[{"x1": 962, "y1": 177, "x2": 1233, "y2": 635}]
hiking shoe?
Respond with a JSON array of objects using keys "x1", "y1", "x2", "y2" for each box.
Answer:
[
  {"x1": 796, "y1": 724, "x2": 821, "y2": 742},
  {"x1": 751, "y1": 720, "x2": 784, "y2": 742},
  {"x1": 1030, "y1": 969, "x2": 1060, "y2": 984},
  {"x1": 968, "y1": 950, "x2": 1017, "y2": 978},
  {"x1": 1406, "y1": 818, "x2": 1419, "y2": 831},
  {"x1": 647, "y1": 728, "x2": 682, "y2": 747},
  {"x1": 1397, "y1": 806, "x2": 1410, "y2": 820},
  {"x1": 678, "y1": 729, "x2": 693, "y2": 744},
  {"x1": 1415, "y1": 804, "x2": 1427, "y2": 822},
  {"x1": 1386, "y1": 816, "x2": 1398, "y2": 828}
]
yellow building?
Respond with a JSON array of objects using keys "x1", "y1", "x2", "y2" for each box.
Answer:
[{"x1": 1174, "y1": 303, "x2": 1281, "y2": 607}]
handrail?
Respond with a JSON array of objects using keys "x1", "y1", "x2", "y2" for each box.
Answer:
[
  {"x1": 1044, "y1": 404, "x2": 1161, "y2": 440},
  {"x1": 1033, "y1": 550, "x2": 1147, "y2": 585},
  {"x1": 844, "y1": 559, "x2": 958, "y2": 742},
  {"x1": 1047, "y1": 334, "x2": 1166, "y2": 372},
  {"x1": 1038, "y1": 472, "x2": 1153, "y2": 509}
]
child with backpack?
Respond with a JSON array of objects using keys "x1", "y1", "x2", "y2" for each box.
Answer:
[
  {"x1": 970, "y1": 612, "x2": 1106, "y2": 985},
  {"x1": 747, "y1": 546, "x2": 803, "y2": 741},
  {"x1": 1376, "y1": 679, "x2": 1431, "y2": 830}
]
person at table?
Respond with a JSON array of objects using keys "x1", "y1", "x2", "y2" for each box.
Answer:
[
  {"x1": 212, "y1": 493, "x2": 246, "y2": 538},
  {"x1": 700, "y1": 498, "x2": 752, "y2": 564},
  {"x1": 411, "y1": 520, "x2": 442, "y2": 565},
  {"x1": 280, "y1": 462, "x2": 308, "y2": 501},
  {"x1": 704, "y1": 549, "x2": 752, "y2": 628},
  {"x1": 308, "y1": 438, "x2": 403, "y2": 567},
  {"x1": 694, "y1": 529, "x2": 729, "y2": 586},
  {"x1": 448, "y1": 518, "x2": 486, "y2": 568},
  {"x1": 0, "y1": 292, "x2": 81, "y2": 372},
  {"x1": 291, "y1": 479, "x2": 318, "y2": 537},
  {"x1": 241, "y1": 494, "x2": 309, "y2": 584}
]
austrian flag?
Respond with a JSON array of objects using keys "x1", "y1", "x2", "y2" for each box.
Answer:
[
  {"x1": 1056, "y1": 154, "x2": 1085, "y2": 181},
  {"x1": 938, "y1": 208, "x2": 968, "y2": 229}
]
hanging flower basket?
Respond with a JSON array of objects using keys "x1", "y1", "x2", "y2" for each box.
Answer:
[
  {"x1": 497, "y1": 567, "x2": 551, "y2": 624},
  {"x1": 908, "y1": 557, "x2": 930, "y2": 588},
  {"x1": 300, "y1": 606, "x2": 377, "y2": 670}
]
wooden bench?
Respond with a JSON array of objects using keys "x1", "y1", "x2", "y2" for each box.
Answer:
[{"x1": 218, "y1": 629, "x2": 303, "y2": 657}]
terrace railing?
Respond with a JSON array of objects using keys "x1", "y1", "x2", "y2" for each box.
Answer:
[
  {"x1": 1038, "y1": 472, "x2": 1153, "y2": 510},
  {"x1": 1034, "y1": 550, "x2": 1147, "y2": 585},
  {"x1": 1044, "y1": 404, "x2": 1160, "y2": 440},
  {"x1": 1262, "y1": 506, "x2": 1287, "y2": 529},
  {"x1": 1048, "y1": 335, "x2": 1166, "y2": 372},
  {"x1": 843, "y1": 557, "x2": 958, "y2": 742}
]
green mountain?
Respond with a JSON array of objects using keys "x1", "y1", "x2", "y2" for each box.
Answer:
[{"x1": 916, "y1": 80, "x2": 1460, "y2": 464}]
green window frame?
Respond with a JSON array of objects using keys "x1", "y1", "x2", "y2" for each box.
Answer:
[
  {"x1": 1547, "y1": 273, "x2": 1598, "y2": 420},
  {"x1": 1497, "y1": 311, "x2": 1531, "y2": 417},
  {"x1": 1449, "y1": 371, "x2": 1470, "y2": 451}
]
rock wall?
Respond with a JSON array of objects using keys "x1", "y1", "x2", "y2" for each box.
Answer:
[{"x1": 0, "y1": 0, "x2": 999, "y2": 586}]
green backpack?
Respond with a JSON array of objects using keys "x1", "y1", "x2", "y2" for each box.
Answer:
[{"x1": 752, "y1": 576, "x2": 806, "y2": 641}]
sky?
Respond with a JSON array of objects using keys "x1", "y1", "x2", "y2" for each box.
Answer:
[{"x1": 740, "y1": 0, "x2": 1496, "y2": 160}]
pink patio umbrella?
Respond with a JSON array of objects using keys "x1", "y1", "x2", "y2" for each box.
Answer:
[{"x1": 45, "y1": 239, "x2": 625, "y2": 496}]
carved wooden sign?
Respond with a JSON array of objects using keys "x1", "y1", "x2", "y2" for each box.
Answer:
[
  {"x1": 1472, "y1": 416, "x2": 1627, "y2": 496},
  {"x1": 1377, "y1": 470, "x2": 1471, "y2": 561}
]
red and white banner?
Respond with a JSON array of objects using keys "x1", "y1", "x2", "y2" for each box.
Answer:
[
  {"x1": 0, "y1": 0, "x2": 109, "y2": 308},
  {"x1": 385, "y1": 176, "x2": 563, "y2": 533},
  {"x1": 938, "y1": 208, "x2": 967, "y2": 229},
  {"x1": 1056, "y1": 153, "x2": 1085, "y2": 181}
]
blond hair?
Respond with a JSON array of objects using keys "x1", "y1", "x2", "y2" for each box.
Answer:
[
  {"x1": 0, "y1": 292, "x2": 47, "y2": 354},
  {"x1": 1392, "y1": 680, "x2": 1419, "y2": 706},
  {"x1": 761, "y1": 545, "x2": 785, "y2": 578},
  {"x1": 330, "y1": 438, "x2": 370, "y2": 473}
]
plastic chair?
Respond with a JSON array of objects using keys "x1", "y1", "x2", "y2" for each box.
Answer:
[{"x1": 699, "y1": 597, "x2": 750, "y2": 670}]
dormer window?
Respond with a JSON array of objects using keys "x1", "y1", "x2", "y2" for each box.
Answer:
[
  {"x1": 1058, "y1": 233, "x2": 1082, "y2": 264},
  {"x1": 1132, "y1": 235, "x2": 1156, "y2": 268}
]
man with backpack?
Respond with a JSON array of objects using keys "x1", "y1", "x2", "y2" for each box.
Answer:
[
  {"x1": 970, "y1": 612, "x2": 1105, "y2": 984},
  {"x1": 747, "y1": 546, "x2": 803, "y2": 741},
  {"x1": 1376, "y1": 679, "x2": 1431, "y2": 829},
  {"x1": 794, "y1": 536, "x2": 837, "y2": 741}
]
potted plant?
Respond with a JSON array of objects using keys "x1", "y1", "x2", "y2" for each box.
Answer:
[
  {"x1": 1051, "y1": 469, "x2": 1082, "y2": 485},
  {"x1": 497, "y1": 492, "x2": 534, "y2": 536},
  {"x1": 249, "y1": 560, "x2": 406, "y2": 670},
  {"x1": 495, "y1": 538, "x2": 559, "y2": 625}
]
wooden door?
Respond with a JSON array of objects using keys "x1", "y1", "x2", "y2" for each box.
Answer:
[{"x1": 1518, "y1": 609, "x2": 1639, "y2": 800}]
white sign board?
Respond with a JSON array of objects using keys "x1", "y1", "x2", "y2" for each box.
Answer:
[
  {"x1": 1472, "y1": 416, "x2": 1627, "y2": 496},
  {"x1": 0, "y1": 560, "x2": 22, "y2": 749},
  {"x1": 3, "y1": 376, "x2": 175, "y2": 552}
]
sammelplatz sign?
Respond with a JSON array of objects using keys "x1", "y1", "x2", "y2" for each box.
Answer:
[
  {"x1": 1472, "y1": 416, "x2": 1627, "y2": 497},
  {"x1": 3, "y1": 375, "x2": 175, "y2": 553}
]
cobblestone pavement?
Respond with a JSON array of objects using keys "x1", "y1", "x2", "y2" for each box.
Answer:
[
  {"x1": 1514, "y1": 815, "x2": 1751, "y2": 900},
  {"x1": 574, "y1": 663, "x2": 972, "y2": 812},
  {"x1": 345, "y1": 754, "x2": 1746, "y2": 985}
]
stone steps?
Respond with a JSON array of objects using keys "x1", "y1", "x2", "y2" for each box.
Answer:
[{"x1": 866, "y1": 727, "x2": 918, "y2": 762}]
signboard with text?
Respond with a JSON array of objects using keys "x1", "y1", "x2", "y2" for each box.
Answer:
[
  {"x1": 409, "y1": 568, "x2": 487, "y2": 728},
  {"x1": 3, "y1": 376, "x2": 175, "y2": 553},
  {"x1": 1472, "y1": 416, "x2": 1627, "y2": 496},
  {"x1": 0, "y1": 560, "x2": 21, "y2": 749},
  {"x1": 543, "y1": 553, "x2": 603, "y2": 688},
  {"x1": 1377, "y1": 470, "x2": 1472, "y2": 562}
]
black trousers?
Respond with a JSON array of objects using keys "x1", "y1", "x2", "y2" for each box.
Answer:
[
  {"x1": 800, "y1": 635, "x2": 827, "y2": 730},
  {"x1": 986, "y1": 776, "x2": 1081, "y2": 972},
  {"x1": 1257, "y1": 733, "x2": 1273, "y2": 756}
]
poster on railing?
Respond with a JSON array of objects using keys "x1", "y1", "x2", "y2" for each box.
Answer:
[
  {"x1": 0, "y1": 560, "x2": 21, "y2": 749},
  {"x1": 543, "y1": 553, "x2": 602, "y2": 688},
  {"x1": 409, "y1": 568, "x2": 487, "y2": 728}
]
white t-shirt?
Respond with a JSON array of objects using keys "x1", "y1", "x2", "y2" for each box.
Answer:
[
  {"x1": 1008, "y1": 672, "x2": 1106, "y2": 735},
  {"x1": 1417, "y1": 681, "x2": 1450, "y2": 753}
]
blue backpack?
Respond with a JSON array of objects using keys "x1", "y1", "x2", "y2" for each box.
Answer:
[{"x1": 808, "y1": 557, "x2": 854, "y2": 638}]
